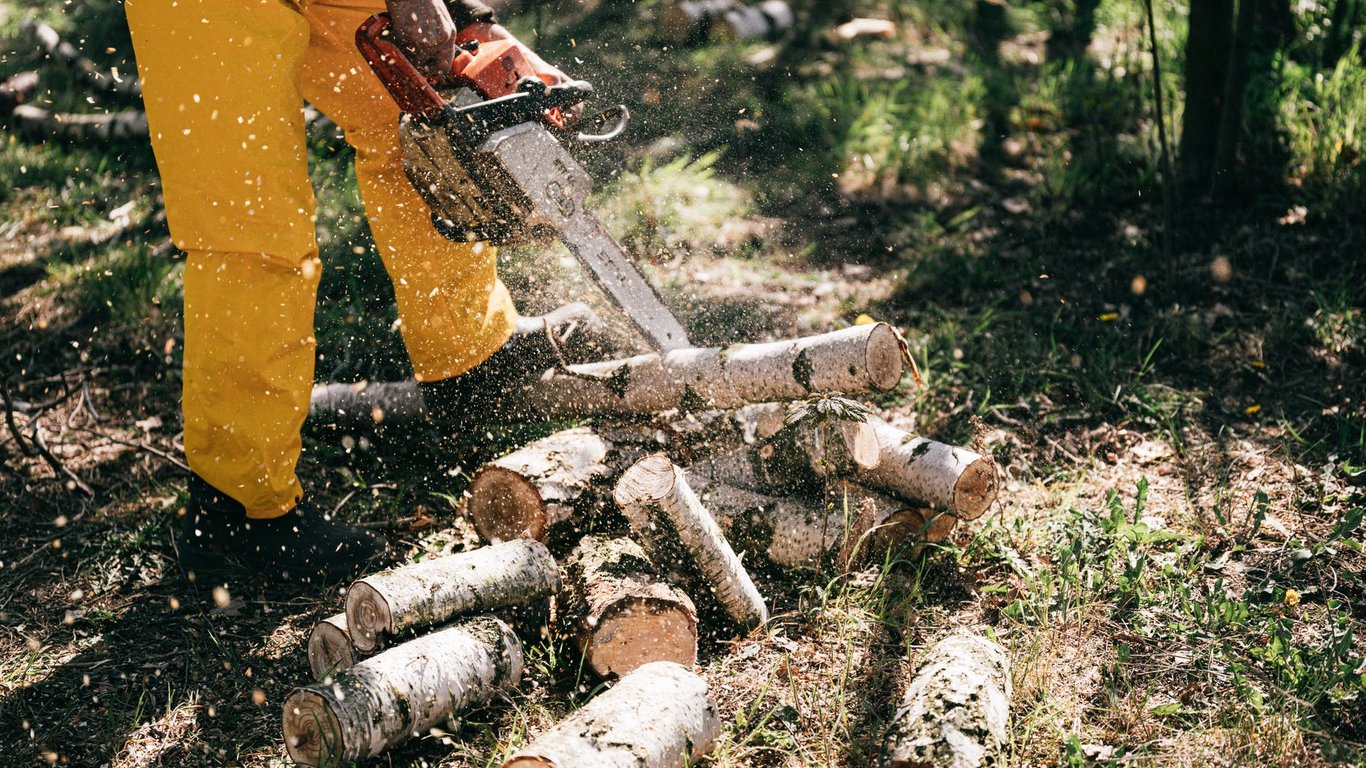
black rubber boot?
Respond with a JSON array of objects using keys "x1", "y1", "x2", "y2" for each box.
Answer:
[{"x1": 175, "y1": 475, "x2": 391, "y2": 583}]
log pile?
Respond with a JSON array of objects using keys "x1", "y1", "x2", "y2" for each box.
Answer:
[{"x1": 284, "y1": 323, "x2": 1005, "y2": 764}]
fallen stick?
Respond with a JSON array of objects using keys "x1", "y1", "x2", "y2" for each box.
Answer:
[
  {"x1": 563, "y1": 535, "x2": 698, "y2": 678},
  {"x1": 345, "y1": 539, "x2": 560, "y2": 653},
  {"x1": 614, "y1": 454, "x2": 768, "y2": 629},
  {"x1": 694, "y1": 411, "x2": 879, "y2": 494},
  {"x1": 880, "y1": 631, "x2": 1011, "y2": 768},
  {"x1": 284, "y1": 616, "x2": 522, "y2": 767},
  {"x1": 465, "y1": 426, "x2": 649, "y2": 544},
  {"x1": 10, "y1": 104, "x2": 147, "y2": 142},
  {"x1": 859, "y1": 421, "x2": 999, "y2": 520},
  {"x1": 21, "y1": 20, "x2": 142, "y2": 100},
  {"x1": 503, "y1": 661, "x2": 719, "y2": 768},
  {"x1": 307, "y1": 614, "x2": 355, "y2": 679}
]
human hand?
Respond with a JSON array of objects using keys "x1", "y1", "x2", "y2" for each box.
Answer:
[{"x1": 386, "y1": 0, "x2": 458, "y2": 80}]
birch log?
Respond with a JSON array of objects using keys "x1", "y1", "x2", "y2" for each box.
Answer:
[
  {"x1": 564, "y1": 535, "x2": 698, "y2": 678},
  {"x1": 709, "y1": 0, "x2": 795, "y2": 42},
  {"x1": 21, "y1": 20, "x2": 143, "y2": 99},
  {"x1": 859, "y1": 421, "x2": 999, "y2": 520},
  {"x1": 346, "y1": 539, "x2": 560, "y2": 653},
  {"x1": 696, "y1": 415, "x2": 880, "y2": 494},
  {"x1": 310, "y1": 325, "x2": 907, "y2": 428},
  {"x1": 880, "y1": 632, "x2": 1011, "y2": 768},
  {"x1": 307, "y1": 614, "x2": 355, "y2": 679},
  {"x1": 503, "y1": 661, "x2": 719, "y2": 768},
  {"x1": 465, "y1": 427, "x2": 649, "y2": 543},
  {"x1": 284, "y1": 617, "x2": 522, "y2": 768},
  {"x1": 11, "y1": 104, "x2": 148, "y2": 142},
  {"x1": 614, "y1": 454, "x2": 768, "y2": 629}
]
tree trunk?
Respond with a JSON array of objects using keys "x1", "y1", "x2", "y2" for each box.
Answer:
[
  {"x1": 660, "y1": 0, "x2": 739, "y2": 43},
  {"x1": 465, "y1": 427, "x2": 650, "y2": 544},
  {"x1": 1211, "y1": 0, "x2": 1257, "y2": 197},
  {"x1": 307, "y1": 614, "x2": 355, "y2": 680},
  {"x1": 10, "y1": 105, "x2": 148, "y2": 142},
  {"x1": 880, "y1": 632, "x2": 1012, "y2": 768},
  {"x1": 1179, "y1": 0, "x2": 1234, "y2": 189},
  {"x1": 563, "y1": 535, "x2": 698, "y2": 678},
  {"x1": 345, "y1": 539, "x2": 560, "y2": 653},
  {"x1": 502, "y1": 661, "x2": 720, "y2": 768},
  {"x1": 693, "y1": 414, "x2": 880, "y2": 495},
  {"x1": 311, "y1": 324, "x2": 907, "y2": 430},
  {"x1": 284, "y1": 617, "x2": 522, "y2": 767},
  {"x1": 857, "y1": 421, "x2": 998, "y2": 520},
  {"x1": 613, "y1": 454, "x2": 769, "y2": 629}
]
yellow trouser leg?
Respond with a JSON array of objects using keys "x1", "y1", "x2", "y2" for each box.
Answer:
[
  {"x1": 128, "y1": 0, "x2": 318, "y2": 518},
  {"x1": 298, "y1": 1, "x2": 517, "y2": 382}
]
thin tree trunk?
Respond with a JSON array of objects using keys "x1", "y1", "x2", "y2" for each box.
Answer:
[
  {"x1": 284, "y1": 617, "x2": 522, "y2": 767},
  {"x1": 502, "y1": 661, "x2": 720, "y2": 768},
  {"x1": 857, "y1": 422, "x2": 999, "y2": 520},
  {"x1": 307, "y1": 614, "x2": 355, "y2": 680},
  {"x1": 1179, "y1": 0, "x2": 1235, "y2": 189},
  {"x1": 345, "y1": 539, "x2": 560, "y2": 653},
  {"x1": 563, "y1": 535, "x2": 699, "y2": 678},
  {"x1": 880, "y1": 632, "x2": 1012, "y2": 768},
  {"x1": 1211, "y1": 0, "x2": 1258, "y2": 197},
  {"x1": 614, "y1": 454, "x2": 769, "y2": 629}
]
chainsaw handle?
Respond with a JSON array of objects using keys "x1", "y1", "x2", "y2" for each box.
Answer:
[
  {"x1": 573, "y1": 104, "x2": 630, "y2": 143},
  {"x1": 355, "y1": 14, "x2": 445, "y2": 118}
]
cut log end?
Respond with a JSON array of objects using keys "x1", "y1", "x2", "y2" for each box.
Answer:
[
  {"x1": 612, "y1": 454, "x2": 678, "y2": 506},
  {"x1": 952, "y1": 458, "x2": 999, "y2": 521},
  {"x1": 307, "y1": 615, "x2": 355, "y2": 679},
  {"x1": 467, "y1": 466, "x2": 548, "y2": 541},
  {"x1": 587, "y1": 597, "x2": 699, "y2": 677},
  {"x1": 842, "y1": 420, "x2": 881, "y2": 469},
  {"x1": 865, "y1": 323, "x2": 907, "y2": 392},
  {"x1": 344, "y1": 581, "x2": 391, "y2": 654},
  {"x1": 282, "y1": 689, "x2": 341, "y2": 767}
]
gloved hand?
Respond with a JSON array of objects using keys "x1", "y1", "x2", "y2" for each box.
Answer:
[{"x1": 387, "y1": 0, "x2": 459, "y2": 80}]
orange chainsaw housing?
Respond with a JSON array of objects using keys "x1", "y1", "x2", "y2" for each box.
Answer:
[{"x1": 450, "y1": 23, "x2": 566, "y2": 129}]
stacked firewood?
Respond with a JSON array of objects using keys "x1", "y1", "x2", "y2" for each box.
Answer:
[{"x1": 285, "y1": 324, "x2": 1002, "y2": 766}]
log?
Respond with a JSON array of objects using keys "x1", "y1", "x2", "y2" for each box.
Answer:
[
  {"x1": 880, "y1": 631, "x2": 1011, "y2": 768},
  {"x1": 11, "y1": 104, "x2": 148, "y2": 142},
  {"x1": 345, "y1": 539, "x2": 560, "y2": 653},
  {"x1": 563, "y1": 535, "x2": 698, "y2": 678},
  {"x1": 0, "y1": 71, "x2": 39, "y2": 116},
  {"x1": 613, "y1": 454, "x2": 768, "y2": 629},
  {"x1": 659, "y1": 0, "x2": 738, "y2": 43},
  {"x1": 709, "y1": 0, "x2": 795, "y2": 42},
  {"x1": 502, "y1": 661, "x2": 719, "y2": 768},
  {"x1": 695, "y1": 412, "x2": 880, "y2": 494},
  {"x1": 833, "y1": 17, "x2": 898, "y2": 41},
  {"x1": 307, "y1": 613, "x2": 355, "y2": 679},
  {"x1": 858, "y1": 421, "x2": 999, "y2": 520},
  {"x1": 465, "y1": 427, "x2": 650, "y2": 544},
  {"x1": 690, "y1": 478, "x2": 953, "y2": 569},
  {"x1": 284, "y1": 616, "x2": 522, "y2": 767}
]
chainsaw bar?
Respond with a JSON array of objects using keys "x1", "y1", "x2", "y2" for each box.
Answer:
[{"x1": 474, "y1": 123, "x2": 692, "y2": 352}]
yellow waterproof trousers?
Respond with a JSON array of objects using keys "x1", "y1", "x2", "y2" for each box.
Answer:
[{"x1": 126, "y1": 0, "x2": 518, "y2": 518}]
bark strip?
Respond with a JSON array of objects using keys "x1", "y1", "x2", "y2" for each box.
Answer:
[
  {"x1": 695, "y1": 414, "x2": 880, "y2": 495},
  {"x1": 563, "y1": 535, "x2": 698, "y2": 678},
  {"x1": 502, "y1": 661, "x2": 720, "y2": 768},
  {"x1": 880, "y1": 631, "x2": 1011, "y2": 768},
  {"x1": 614, "y1": 454, "x2": 768, "y2": 629},
  {"x1": 284, "y1": 617, "x2": 522, "y2": 767},
  {"x1": 858, "y1": 421, "x2": 998, "y2": 520},
  {"x1": 345, "y1": 539, "x2": 560, "y2": 653},
  {"x1": 307, "y1": 613, "x2": 355, "y2": 680}
]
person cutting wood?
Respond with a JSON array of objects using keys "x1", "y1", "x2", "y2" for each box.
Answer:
[{"x1": 125, "y1": 0, "x2": 600, "y2": 581}]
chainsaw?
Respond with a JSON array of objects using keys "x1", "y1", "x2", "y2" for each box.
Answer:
[{"x1": 355, "y1": 15, "x2": 692, "y2": 352}]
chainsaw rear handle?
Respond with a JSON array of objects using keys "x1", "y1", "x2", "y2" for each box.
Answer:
[{"x1": 355, "y1": 14, "x2": 446, "y2": 118}]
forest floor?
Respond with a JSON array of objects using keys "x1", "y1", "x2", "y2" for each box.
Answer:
[{"x1": 0, "y1": 0, "x2": 1363, "y2": 766}]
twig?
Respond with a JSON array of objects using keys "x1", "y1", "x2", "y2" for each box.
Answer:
[
  {"x1": 29, "y1": 424, "x2": 94, "y2": 497},
  {"x1": 1, "y1": 382, "x2": 35, "y2": 456},
  {"x1": 72, "y1": 425, "x2": 189, "y2": 471},
  {"x1": 331, "y1": 483, "x2": 399, "y2": 517}
]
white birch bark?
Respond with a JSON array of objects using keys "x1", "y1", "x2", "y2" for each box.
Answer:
[
  {"x1": 283, "y1": 617, "x2": 522, "y2": 767},
  {"x1": 613, "y1": 454, "x2": 768, "y2": 629},
  {"x1": 695, "y1": 415, "x2": 880, "y2": 494},
  {"x1": 880, "y1": 632, "x2": 1012, "y2": 768},
  {"x1": 11, "y1": 104, "x2": 148, "y2": 142},
  {"x1": 859, "y1": 421, "x2": 999, "y2": 520},
  {"x1": 502, "y1": 661, "x2": 719, "y2": 768},
  {"x1": 563, "y1": 535, "x2": 698, "y2": 678},
  {"x1": 345, "y1": 539, "x2": 560, "y2": 653},
  {"x1": 307, "y1": 614, "x2": 355, "y2": 680}
]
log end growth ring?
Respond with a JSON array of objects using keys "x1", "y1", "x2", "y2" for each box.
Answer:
[
  {"x1": 345, "y1": 581, "x2": 392, "y2": 654},
  {"x1": 468, "y1": 467, "x2": 548, "y2": 542},
  {"x1": 952, "y1": 458, "x2": 999, "y2": 521},
  {"x1": 864, "y1": 323, "x2": 907, "y2": 392},
  {"x1": 282, "y1": 689, "x2": 343, "y2": 767},
  {"x1": 612, "y1": 454, "x2": 678, "y2": 507},
  {"x1": 587, "y1": 597, "x2": 699, "y2": 678}
]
